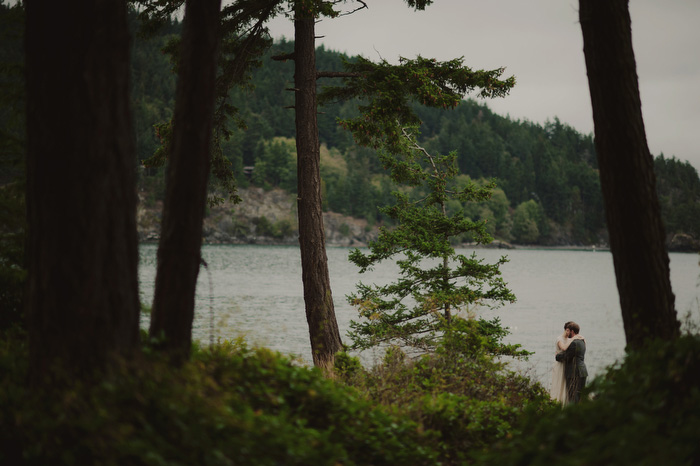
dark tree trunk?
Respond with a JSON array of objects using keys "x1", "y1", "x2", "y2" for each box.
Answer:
[
  {"x1": 24, "y1": 0, "x2": 140, "y2": 378},
  {"x1": 294, "y1": 16, "x2": 343, "y2": 371},
  {"x1": 149, "y1": 0, "x2": 222, "y2": 362},
  {"x1": 579, "y1": 0, "x2": 680, "y2": 349}
]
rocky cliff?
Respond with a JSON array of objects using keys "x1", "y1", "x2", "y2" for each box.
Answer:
[{"x1": 137, "y1": 187, "x2": 380, "y2": 247}]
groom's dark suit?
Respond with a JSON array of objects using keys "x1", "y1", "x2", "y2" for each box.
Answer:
[{"x1": 555, "y1": 337, "x2": 587, "y2": 403}]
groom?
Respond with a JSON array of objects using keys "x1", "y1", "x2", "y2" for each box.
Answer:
[{"x1": 555, "y1": 321, "x2": 588, "y2": 404}]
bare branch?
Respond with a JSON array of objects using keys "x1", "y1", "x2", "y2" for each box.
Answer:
[
  {"x1": 271, "y1": 52, "x2": 295, "y2": 61},
  {"x1": 336, "y1": 0, "x2": 368, "y2": 17},
  {"x1": 316, "y1": 71, "x2": 362, "y2": 79}
]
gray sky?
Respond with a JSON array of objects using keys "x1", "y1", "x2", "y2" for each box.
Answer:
[{"x1": 267, "y1": 0, "x2": 700, "y2": 171}]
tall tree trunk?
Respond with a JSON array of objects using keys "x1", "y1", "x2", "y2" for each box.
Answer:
[
  {"x1": 294, "y1": 15, "x2": 343, "y2": 371},
  {"x1": 579, "y1": 0, "x2": 680, "y2": 349},
  {"x1": 149, "y1": 0, "x2": 222, "y2": 362},
  {"x1": 24, "y1": 0, "x2": 140, "y2": 379}
]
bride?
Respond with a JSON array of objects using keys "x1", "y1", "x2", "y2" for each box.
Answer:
[{"x1": 550, "y1": 321, "x2": 584, "y2": 404}]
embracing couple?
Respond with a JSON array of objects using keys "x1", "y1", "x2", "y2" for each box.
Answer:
[{"x1": 550, "y1": 321, "x2": 588, "y2": 404}]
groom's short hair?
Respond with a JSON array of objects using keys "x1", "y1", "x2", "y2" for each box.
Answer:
[{"x1": 566, "y1": 322, "x2": 580, "y2": 334}]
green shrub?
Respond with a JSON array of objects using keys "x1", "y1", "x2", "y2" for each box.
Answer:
[
  {"x1": 480, "y1": 334, "x2": 700, "y2": 466},
  {"x1": 253, "y1": 216, "x2": 275, "y2": 237},
  {"x1": 333, "y1": 349, "x2": 363, "y2": 381},
  {"x1": 342, "y1": 335, "x2": 553, "y2": 465},
  {"x1": 0, "y1": 336, "x2": 440, "y2": 465},
  {"x1": 275, "y1": 219, "x2": 294, "y2": 238},
  {"x1": 253, "y1": 216, "x2": 295, "y2": 239}
]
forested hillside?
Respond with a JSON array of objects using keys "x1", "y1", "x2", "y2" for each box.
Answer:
[
  {"x1": 2, "y1": 5, "x2": 698, "y2": 249},
  {"x1": 127, "y1": 9, "x2": 700, "y2": 249}
]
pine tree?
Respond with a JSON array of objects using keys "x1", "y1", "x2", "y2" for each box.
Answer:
[
  {"x1": 320, "y1": 55, "x2": 522, "y2": 354},
  {"x1": 346, "y1": 131, "x2": 519, "y2": 354}
]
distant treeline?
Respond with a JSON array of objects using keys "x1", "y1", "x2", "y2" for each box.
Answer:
[{"x1": 3, "y1": 5, "x2": 699, "y2": 246}]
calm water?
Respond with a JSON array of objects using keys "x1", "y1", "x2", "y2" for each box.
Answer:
[{"x1": 138, "y1": 244, "x2": 700, "y2": 386}]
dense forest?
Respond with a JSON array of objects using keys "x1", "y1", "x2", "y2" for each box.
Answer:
[
  {"x1": 1, "y1": 2, "x2": 698, "y2": 465},
  {"x1": 126, "y1": 12, "x2": 700, "y2": 249}
]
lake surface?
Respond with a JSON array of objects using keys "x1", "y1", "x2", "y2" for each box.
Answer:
[{"x1": 138, "y1": 244, "x2": 700, "y2": 386}]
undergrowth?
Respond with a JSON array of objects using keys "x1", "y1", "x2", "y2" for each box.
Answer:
[
  {"x1": 0, "y1": 326, "x2": 548, "y2": 466},
  {"x1": 335, "y1": 328, "x2": 553, "y2": 465},
  {"x1": 477, "y1": 333, "x2": 700, "y2": 466},
  {"x1": 1, "y1": 328, "x2": 697, "y2": 465}
]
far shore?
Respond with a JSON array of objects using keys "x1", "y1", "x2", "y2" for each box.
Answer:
[{"x1": 138, "y1": 238, "x2": 699, "y2": 254}]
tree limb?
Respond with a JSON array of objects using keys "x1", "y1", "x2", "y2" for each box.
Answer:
[
  {"x1": 316, "y1": 71, "x2": 362, "y2": 79},
  {"x1": 335, "y1": 0, "x2": 368, "y2": 17},
  {"x1": 271, "y1": 52, "x2": 295, "y2": 61}
]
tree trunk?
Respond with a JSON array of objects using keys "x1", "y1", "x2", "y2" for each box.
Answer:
[
  {"x1": 149, "y1": 0, "x2": 222, "y2": 362},
  {"x1": 24, "y1": 0, "x2": 140, "y2": 379},
  {"x1": 294, "y1": 15, "x2": 343, "y2": 371},
  {"x1": 579, "y1": 0, "x2": 680, "y2": 349}
]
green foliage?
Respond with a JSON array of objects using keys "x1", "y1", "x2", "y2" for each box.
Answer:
[
  {"x1": 120, "y1": 19, "x2": 697, "y2": 245},
  {"x1": 479, "y1": 334, "x2": 700, "y2": 466},
  {"x1": 463, "y1": 186, "x2": 512, "y2": 240},
  {"x1": 329, "y1": 41, "x2": 522, "y2": 358},
  {"x1": 134, "y1": 0, "x2": 285, "y2": 206},
  {"x1": 420, "y1": 109, "x2": 606, "y2": 244},
  {"x1": 440, "y1": 317, "x2": 531, "y2": 359},
  {"x1": 0, "y1": 328, "x2": 555, "y2": 466},
  {"x1": 128, "y1": 7, "x2": 178, "y2": 165},
  {"x1": 346, "y1": 125, "x2": 515, "y2": 352},
  {"x1": 253, "y1": 215, "x2": 295, "y2": 239},
  {"x1": 332, "y1": 349, "x2": 364, "y2": 380},
  {"x1": 321, "y1": 146, "x2": 394, "y2": 221},
  {"x1": 0, "y1": 336, "x2": 441, "y2": 465},
  {"x1": 339, "y1": 333, "x2": 552, "y2": 465},
  {"x1": 320, "y1": 55, "x2": 514, "y2": 155},
  {"x1": 655, "y1": 154, "x2": 700, "y2": 238},
  {"x1": 338, "y1": 222, "x2": 350, "y2": 236},
  {"x1": 511, "y1": 199, "x2": 544, "y2": 244},
  {"x1": 252, "y1": 138, "x2": 297, "y2": 191},
  {"x1": 403, "y1": 0, "x2": 434, "y2": 10}
]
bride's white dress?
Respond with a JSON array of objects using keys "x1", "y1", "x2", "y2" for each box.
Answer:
[{"x1": 550, "y1": 334, "x2": 569, "y2": 403}]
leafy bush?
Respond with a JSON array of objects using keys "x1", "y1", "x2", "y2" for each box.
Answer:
[
  {"x1": 253, "y1": 216, "x2": 295, "y2": 239},
  {"x1": 479, "y1": 334, "x2": 700, "y2": 465},
  {"x1": 339, "y1": 333, "x2": 553, "y2": 465},
  {"x1": 0, "y1": 336, "x2": 441, "y2": 465}
]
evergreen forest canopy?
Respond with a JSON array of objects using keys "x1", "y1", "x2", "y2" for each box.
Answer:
[{"x1": 127, "y1": 11, "x2": 700, "y2": 248}]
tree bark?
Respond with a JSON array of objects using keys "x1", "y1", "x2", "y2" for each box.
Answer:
[
  {"x1": 294, "y1": 15, "x2": 343, "y2": 371},
  {"x1": 24, "y1": 0, "x2": 140, "y2": 379},
  {"x1": 149, "y1": 0, "x2": 222, "y2": 362},
  {"x1": 579, "y1": 0, "x2": 680, "y2": 349}
]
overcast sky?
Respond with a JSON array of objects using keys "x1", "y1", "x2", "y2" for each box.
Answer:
[{"x1": 267, "y1": 0, "x2": 700, "y2": 171}]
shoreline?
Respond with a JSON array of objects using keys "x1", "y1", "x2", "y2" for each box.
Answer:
[{"x1": 138, "y1": 239, "x2": 700, "y2": 253}]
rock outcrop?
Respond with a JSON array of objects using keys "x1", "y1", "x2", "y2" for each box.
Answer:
[
  {"x1": 137, "y1": 187, "x2": 380, "y2": 246},
  {"x1": 668, "y1": 233, "x2": 700, "y2": 252}
]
